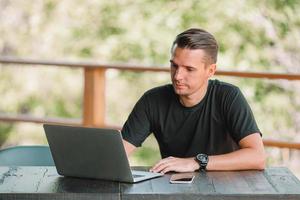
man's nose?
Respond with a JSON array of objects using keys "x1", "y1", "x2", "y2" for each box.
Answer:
[{"x1": 174, "y1": 68, "x2": 184, "y2": 80}]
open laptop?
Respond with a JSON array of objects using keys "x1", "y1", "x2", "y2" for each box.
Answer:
[{"x1": 43, "y1": 124, "x2": 163, "y2": 183}]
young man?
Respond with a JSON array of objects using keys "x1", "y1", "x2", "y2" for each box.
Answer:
[{"x1": 121, "y1": 28, "x2": 265, "y2": 173}]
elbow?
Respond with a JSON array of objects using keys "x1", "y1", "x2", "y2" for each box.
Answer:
[
  {"x1": 256, "y1": 159, "x2": 265, "y2": 170},
  {"x1": 255, "y1": 152, "x2": 266, "y2": 170}
]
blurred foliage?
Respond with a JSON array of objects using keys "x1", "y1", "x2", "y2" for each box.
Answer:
[
  {"x1": 0, "y1": 0, "x2": 300, "y2": 175},
  {"x1": 0, "y1": 123, "x2": 13, "y2": 146}
]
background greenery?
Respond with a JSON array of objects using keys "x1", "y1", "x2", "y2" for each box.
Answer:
[{"x1": 0, "y1": 0, "x2": 299, "y2": 176}]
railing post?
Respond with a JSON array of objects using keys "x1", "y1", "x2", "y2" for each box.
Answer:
[{"x1": 83, "y1": 68, "x2": 106, "y2": 127}]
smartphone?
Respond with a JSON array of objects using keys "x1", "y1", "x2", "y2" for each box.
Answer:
[{"x1": 169, "y1": 173, "x2": 195, "y2": 184}]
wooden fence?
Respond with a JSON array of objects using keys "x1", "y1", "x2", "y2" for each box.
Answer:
[{"x1": 0, "y1": 57, "x2": 300, "y2": 150}]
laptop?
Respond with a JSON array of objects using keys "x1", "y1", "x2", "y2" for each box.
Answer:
[{"x1": 43, "y1": 124, "x2": 163, "y2": 183}]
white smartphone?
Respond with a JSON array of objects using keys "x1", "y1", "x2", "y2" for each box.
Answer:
[{"x1": 169, "y1": 173, "x2": 195, "y2": 184}]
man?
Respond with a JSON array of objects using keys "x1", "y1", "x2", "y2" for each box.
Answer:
[{"x1": 121, "y1": 28, "x2": 265, "y2": 173}]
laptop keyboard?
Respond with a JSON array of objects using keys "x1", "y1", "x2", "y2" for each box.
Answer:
[{"x1": 132, "y1": 174, "x2": 145, "y2": 178}]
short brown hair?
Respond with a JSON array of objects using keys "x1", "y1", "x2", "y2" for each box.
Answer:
[{"x1": 172, "y1": 28, "x2": 218, "y2": 64}]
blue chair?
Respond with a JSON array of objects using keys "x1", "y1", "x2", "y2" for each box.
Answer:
[{"x1": 0, "y1": 145, "x2": 55, "y2": 166}]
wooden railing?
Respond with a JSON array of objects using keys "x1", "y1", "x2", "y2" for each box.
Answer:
[{"x1": 1, "y1": 57, "x2": 300, "y2": 150}]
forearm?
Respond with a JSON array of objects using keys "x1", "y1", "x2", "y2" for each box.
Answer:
[
  {"x1": 123, "y1": 139, "x2": 137, "y2": 157},
  {"x1": 150, "y1": 147, "x2": 265, "y2": 173},
  {"x1": 206, "y1": 147, "x2": 265, "y2": 171}
]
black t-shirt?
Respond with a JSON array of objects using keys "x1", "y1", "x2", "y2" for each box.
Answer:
[{"x1": 121, "y1": 79, "x2": 261, "y2": 158}]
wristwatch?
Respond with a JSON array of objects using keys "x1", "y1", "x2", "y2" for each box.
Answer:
[{"x1": 195, "y1": 153, "x2": 209, "y2": 171}]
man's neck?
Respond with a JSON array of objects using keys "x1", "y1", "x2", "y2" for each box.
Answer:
[{"x1": 179, "y1": 81, "x2": 209, "y2": 107}]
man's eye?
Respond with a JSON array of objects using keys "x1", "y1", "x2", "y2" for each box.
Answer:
[
  {"x1": 187, "y1": 68, "x2": 194, "y2": 72},
  {"x1": 171, "y1": 63, "x2": 178, "y2": 68}
]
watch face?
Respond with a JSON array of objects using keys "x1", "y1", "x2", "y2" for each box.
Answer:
[{"x1": 197, "y1": 154, "x2": 208, "y2": 164}]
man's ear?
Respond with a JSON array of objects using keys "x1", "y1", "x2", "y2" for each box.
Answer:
[{"x1": 208, "y1": 63, "x2": 216, "y2": 77}]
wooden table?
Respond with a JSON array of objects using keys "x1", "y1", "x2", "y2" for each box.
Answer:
[{"x1": 0, "y1": 166, "x2": 300, "y2": 200}]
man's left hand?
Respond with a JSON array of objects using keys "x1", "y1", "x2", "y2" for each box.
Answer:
[{"x1": 149, "y1": 156, "x2": 199, "y2": 174}]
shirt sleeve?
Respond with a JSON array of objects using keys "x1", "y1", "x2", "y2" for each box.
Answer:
[
  {"x1": 223, "y1": 87, "x2": 262, "y2": 143},
  {"x1": 121, "y1": 93, "x2": 152, "y2": 147}
]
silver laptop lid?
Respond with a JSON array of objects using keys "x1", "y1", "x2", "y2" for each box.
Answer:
[{"x1": 43, "y1": 124, "x2": 134, "y2": 182}]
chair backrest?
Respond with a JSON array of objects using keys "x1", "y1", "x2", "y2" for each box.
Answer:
[{"x1": 0, "y1": 145, "x2": 55, "y2": 166}]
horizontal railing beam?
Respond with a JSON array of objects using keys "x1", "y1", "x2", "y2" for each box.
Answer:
[
  {"x1": 1, "y1": 57, "x2": 300, "y2": 80},
  {"x1": 263, "y1": 139, "x2": 300, "y2": 150},
  {"x1": 215, "y1": 71, "x2": 300, "y2": 80},
  {"x1": 0, "y1": 114, "x2": 118, "y2": 130},
  {"x1": 0, "y1": 56, "x2": 169, "y2": 71},
  {"x1": 0, "y1": 114, "x2": 82, "y2": 126}
]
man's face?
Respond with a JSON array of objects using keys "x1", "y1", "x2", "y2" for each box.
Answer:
[{"x1": 170, "y1": 47, "x2": 216, "y2": 97}]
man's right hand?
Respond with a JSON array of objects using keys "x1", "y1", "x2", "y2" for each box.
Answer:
[{"x1": 150, "y1": 156, "x2": 199, "y2": 174}]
